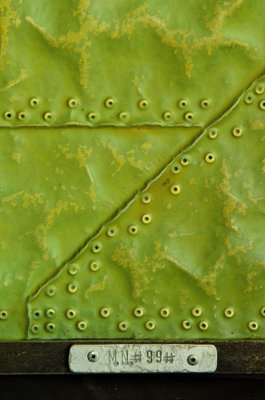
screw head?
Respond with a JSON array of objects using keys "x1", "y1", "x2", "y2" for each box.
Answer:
[
  {"x1": 87, "y1": 351, "x2": 99, "y2": 362},
  {"x1": 187, "y1": 354, "x2": 199, "y2": 366}
]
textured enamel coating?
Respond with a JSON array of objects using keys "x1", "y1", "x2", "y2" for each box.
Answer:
[
  {"x1": 0, "y1": 0, "x2": 264, "y2": 340},
  {"x1": 1, "y1": 1, "x2": 265, "y2": 127},
  {"x1": 27, "y1": 75, "x2": 265, "y2": 339}
]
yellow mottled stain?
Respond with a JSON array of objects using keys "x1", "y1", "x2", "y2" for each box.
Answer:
[
  {"x1": 22, "y1": 193, "x2": 44, "y2": 209},
  {"x1": 151, "y1": 240, "x2": 167, "y2": 272},
  {"x1": 245, "y1": 270, "x2": 257, "y2": 293},
  {"x1": 26, "y1": 0, "x2": 109, "y2": 88},
  {"x1": 11, "y1": 152, "x2": 21, "y2": 164},
  {"x1": 0, "y1": 69, "x2": 27, "y2": 92},
  {"x1": 29, "y1": 200, "x2": 69, "y2": 260},
  {"x1": 0, "y1": 0, "x2": 20, "y2": 69},
  {"x1": 141, "y1": 142, "x2": 152, "y2": 153},
  {"x1": 234, "y1": 169, "x2": 243, "y2": 178},
  {"x1": 224, "y1": 237, "x2": 247, "y2": 263},
  {"x1": 199, "y1": 253, "x2": 225, "y2": 298},
  {"x1": 1, "y1": 191, "x2": 44, "y2": 209},
  {"x1": 55, "y1": 167, "x2": 64, "y2": 175},
  {"x1": 87, "y1": 186, "x2": 97, "y2": 209},
  {"x1": 262, "y1": 159, "x2": 265, "y2": 174},
  {"x1": 76, "y1": 145, "x2": 93, "y2": 168},
  {"x1": 127, "y1": 150, "x2": 145, "y2": 171},
  {"x1": 217, "y1": 160, "x2": 247, "y2": 230},
  {"x1": 251, "y1": 120, "x2": 265, "y2": 130},
  {"x1": 189, "y1": 177, "x2": 198, "y2": 185},
  {"x1": 111, "y1": 243, "x2": 151, "y2": 298},
  {"x1": 23, "y1": 0, "x2": 251, "y2": 85},
  {"x1": 96, "y1": 140, "x2": 125, "y2": 176},
  {"x1": 85, "y1": 278, "x2": 106, "y2": 299}
]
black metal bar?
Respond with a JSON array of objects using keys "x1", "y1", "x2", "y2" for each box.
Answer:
[{"x1": 0, "y1": 340, "x2": 264, "y2": 375}]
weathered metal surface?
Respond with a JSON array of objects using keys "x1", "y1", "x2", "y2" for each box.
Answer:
[{"x1": 68, "y1": 344, "x2": 217, "y2": 373}]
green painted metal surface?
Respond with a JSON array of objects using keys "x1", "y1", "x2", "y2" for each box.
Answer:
[{"x1": 0, "y1": 0, "x2": 264, "y2": 339}]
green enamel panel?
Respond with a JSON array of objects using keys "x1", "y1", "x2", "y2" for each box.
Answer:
[
  {"x1": 0, "y1": 125, "x2": 198, "y2": 339},
  {"x1": 0, "y1": 0, "x2": 264, "y2": 341},
  {"x1": 27, "y1": 74, "x2": 265, "y2": 340},
  {"x1": 1, "y1": 0, "x2": 265, "y2": 127}
]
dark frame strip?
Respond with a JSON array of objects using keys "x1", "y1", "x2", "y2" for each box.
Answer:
[{"x1": 0, "y1": 340, "x2": 264, "y2": 375}]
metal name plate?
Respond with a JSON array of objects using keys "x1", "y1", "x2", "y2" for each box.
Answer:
[{"x1": 69, "y1": 344, "x2": 217, "y2": 373}]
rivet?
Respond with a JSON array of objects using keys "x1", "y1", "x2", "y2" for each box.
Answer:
[
  {"x1": 67, "y1": 282, "x2": 78, "y2": 294},
  {"x1": 77, "y1": 321, "x2": 87, "y2": 331},
  {"x1": 133, "y1": 307, "x2": 144, "y2": 318},
  {"x1": 170, "y1": 185, "x2": 181, "y2": 195},
  {"x1": 89, "y1": 260, "x2": 100, "y2": 272},
  {"x1": 200, "y1": 99, "x2": 209, "y2": 109},
  {"x1": 45, "y1": 322, "x2": 55, "y2": 332},
  {"x1": 91, "y1": 242, "x2": 102, "y2": 254},
  {"x1": 128, "y1": 225, "x2": 138, "y2": 235},
  {"x1": 88, "y1": 112, "x2": 97, "y2": 121},
  {"x1": 208, "y1": 128, "x2": 218, "y2": 139},
  {"x1": 232, "y1": 126, "x2": 243, "y2": 137},
  {"x1": 255, "y1": 84, "x2": 264, "y2": 95},
  {"x1": 260, "y1": 307, "x2": 265, "y2": 317},
  {"x1": 205, "y1": 153, "x2": 215, "y2": 164},
  {"x1": 107, "y1": 226, "x2": 118, "y2": 238},
  {"x1": 17, "y1": 111, "x2": 27, "y2": 121},
  {"x1": 141, "y1": 214, "x2": 151, "y2": 224},
  {"x1": 46, "y1": 286, "x2": 56, "y2": 297},
  {"x1": 0, "y1": 310, "x2": 8, "y2": 320},
  {"x1": 182, "y1": 320, "x2": 192, "y2": 330},
  {"x1": 198, "y1": 321, "x2": 208, "y2": 331},
  {"x1": 141, "y1": 194, "x2": 151, "y2": 204},
  {"x1": 248, "y1": 321, "x2": 259, "y2": 331},
  {"x1": 105, "y1": 98, "x2": 115, "y2": 108},
  {"x1": 178, "y1": 99, "x2": 187, "y2": 109},
  {"x1": 163, "y1": 111, "x2": 172, "y2": 121},
  {"x1": 184, "y1": 112, "x2": 194, "y2": 122},
  {"x1": 160, "y1": 308, "x2": 170, "y2": 318},
  {"x1": 244, "y1": 93, "x2": 255, "y2": 104},
  {"x1": 191, "y1": 307, "x2": 202, "y2": 317},
  {"x1": 119, "y1": 111, "x2": 129, "y2": 121},
  {"x1": 145, "y1": 320, "x2": 156, "y2": 331},
  {"x1": 171, "y1": 164, "x2": 181, "y2": 174},
  {"x1": 259, "y1": 100, "x2": 265, "y2": 110},
  {"x1": 68, "y1": 264, "x2": 79, "y2": 276},
  {"x1": 4, "y1": 111, "x2": 14, "y2": 120},
  {"x1": 43, "y1": 112, "x2": 52, "y2": 122},
  {"x1": 138, "y1": 99, "x2": 149, "y2": 110},
  {"x1": 100, "y1": 307, "x2": 111, "y2": 318},
  {"x1": 224, "y1": 308, "x2": 234, "y2": 318},
  {"x1": 180, "y1": 156, "x2": 190, "y2": 166},
  {"x1": 66, "y1": 309, "x2": 76, "y2": 319},
  {"x1": 45, "y1": 308, "x2": 56, "y2": 319},
  {"x1": 187, "y1": 354, "x2": 199, "y2": 366},
  {"x1": 33, "y1": 310, "x2": 42, "y2": 319},
  {"x1": 29, "y1": 98, "x2": 39, "y2": 108},
  {"x1": 118, "y1": 321, "x2": 128, "y2": 332},
  {"x1": 67, "y1": 98, "x2": 78, "y2": 108},
  {"x1": 31, "y1": 324, "x2": 40, "y2": 334}
]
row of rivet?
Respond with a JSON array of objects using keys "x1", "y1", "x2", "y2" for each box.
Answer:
[
  {"x1": 33, "y1": 305, "x2": 265, "y2": 320},
  {"x1": 24, "y1": 97, "x2": 212, "y2": 110},
  {"x1": 2, "y1": 110, "x2": 200, "y2": 123},
  {"x1": 30, "y1": 318, "x2": 263, "y2": 334},
  {"x1": 2, "y1": 96, "x2": 212, "y2": 123},
  {"x1": 3, "y1": 85, "x2": 265, "y2": 123}
]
